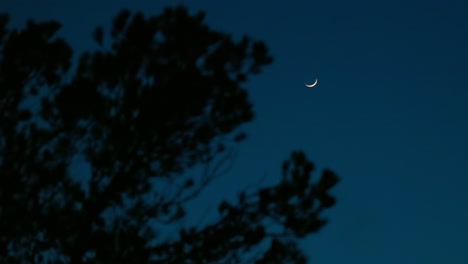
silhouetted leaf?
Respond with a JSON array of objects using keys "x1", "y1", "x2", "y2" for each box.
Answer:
[
  {"x1": 93, "y1": 26, "x2": 103, "y2": 45},
  {"x1": 319, "y1": 193, "x2": 337, "y2": 208},
  {"x1": 319, "y1": 169, "x2": 340, "y2": 190}
]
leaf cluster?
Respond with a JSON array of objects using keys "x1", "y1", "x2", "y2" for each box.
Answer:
[{"x1": 0, "y1": 7, "x2": 338, "y2": 263}]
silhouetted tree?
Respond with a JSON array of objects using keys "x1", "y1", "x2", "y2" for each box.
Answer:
[{"x1": 0, "y1": 6, "x2": 339, "y2": 263}]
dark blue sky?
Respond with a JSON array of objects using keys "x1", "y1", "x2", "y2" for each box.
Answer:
[{"x1": 4, "y1": 0, "x2": 468, "y2": 263}]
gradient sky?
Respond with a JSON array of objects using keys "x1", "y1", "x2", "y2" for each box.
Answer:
[{"x1": 4, "y1": 0, "x2": 468, "y2": 263}]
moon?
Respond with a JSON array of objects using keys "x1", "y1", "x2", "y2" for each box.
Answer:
[{"x1": 305, "y1": 79, "x2": 318, "y2": 88}]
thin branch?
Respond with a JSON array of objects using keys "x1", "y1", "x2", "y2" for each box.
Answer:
[{"x1": 172, "y1": 146, "x2": 238, "y2": 205}]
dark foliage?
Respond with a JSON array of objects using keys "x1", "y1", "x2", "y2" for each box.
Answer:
[{"x1": 0, "y1": 6, "x2": 339, "y2": 263}]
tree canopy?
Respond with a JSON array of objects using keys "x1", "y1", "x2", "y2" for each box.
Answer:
[{"x1": 0, "y1": 6, "x2": 339, "y2": 263}]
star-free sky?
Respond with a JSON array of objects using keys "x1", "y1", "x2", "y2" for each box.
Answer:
[{"x1": 4, "y1": 0, "x2": 468, "y2": 263}]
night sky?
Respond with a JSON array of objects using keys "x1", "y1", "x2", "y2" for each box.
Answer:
[{"x1": 4, "y1": 0, "x2": 468, "y2": 263}]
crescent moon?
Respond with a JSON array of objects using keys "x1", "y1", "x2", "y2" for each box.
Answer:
[{"x1": 305, "y1": 79, "x2": 318, "y2": 88}]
